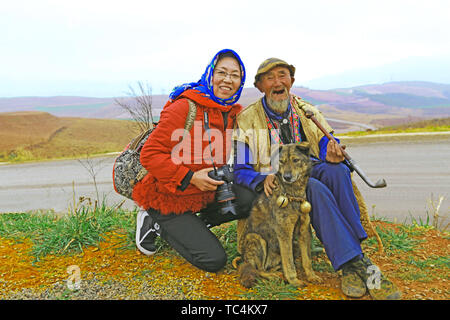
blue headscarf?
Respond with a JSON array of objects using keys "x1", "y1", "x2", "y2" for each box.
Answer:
[{"x1": 169, "y1": 49, "x2": 246, "y2": 106}]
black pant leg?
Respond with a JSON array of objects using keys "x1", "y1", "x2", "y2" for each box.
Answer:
[
  {"x1": 199, "y1": 183, "x2": 258, "y2": 227},
  {"x1": 233, "y1": 183, "x2": 259, "y2": 216},
  {"x1": 147, "y1": 208, "x2": 227, "y2": 273}
]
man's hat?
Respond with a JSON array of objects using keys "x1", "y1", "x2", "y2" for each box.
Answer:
[{"x1": 254, "y1": 57, "x2": 296, "y2": 86}]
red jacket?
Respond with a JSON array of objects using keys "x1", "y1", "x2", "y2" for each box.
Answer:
[{"x1": 132, "y1": 89, "x2": 242, "y2": 214}]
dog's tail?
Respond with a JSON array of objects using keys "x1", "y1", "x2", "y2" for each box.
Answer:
[
  {"x1": 239, "y1": 262, "x2": 259, "y2": 288},
  {"x1": 232, "y1": 256, "x2": 241, "y2": 269}
]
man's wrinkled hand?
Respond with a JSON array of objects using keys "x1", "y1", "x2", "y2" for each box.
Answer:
[
  {"x1": 264, "y1": 174, "x2": 277, "y2": 197},
  {"x1": 325, "y1": 140, "x2": 346, "y2": 163}
]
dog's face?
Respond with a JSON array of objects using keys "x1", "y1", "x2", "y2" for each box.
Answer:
[{"x1": 276, "y1": 143, "x2": 312, "y2": 184}]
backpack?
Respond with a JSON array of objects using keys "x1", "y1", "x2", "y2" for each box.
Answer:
[{"x1": 113, "y1": 99, "x2": 197, "y2": 199}]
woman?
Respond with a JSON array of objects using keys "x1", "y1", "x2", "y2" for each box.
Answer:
[{"x1": 132, "y1": 49, "x2": 253, "y2": 272}]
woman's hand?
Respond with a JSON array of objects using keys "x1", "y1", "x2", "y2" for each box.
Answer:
[
  {"x1": 325, "y1": 140, "x2": 346, "y2": 163},
  {"x1": 263, "y1": 174, "x2": 277, "y2": 197},
  {"x1": 190, "y1": 167, "x2": 224, "y2": 191}
]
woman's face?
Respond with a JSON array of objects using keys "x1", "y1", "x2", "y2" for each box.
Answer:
[{"x1": 212, "y1": 57, "x2": 241, "y2": 100}]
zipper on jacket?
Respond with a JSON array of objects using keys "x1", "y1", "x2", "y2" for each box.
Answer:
[{"x1": 221, "y1": 111, "x2": 229, "y2": 129}]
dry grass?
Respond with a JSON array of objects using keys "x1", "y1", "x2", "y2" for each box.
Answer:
[
  {"x1": 0, "y1": 111, "x2": 139, "y2": 162},
  {"x1": 0, "y1": 111, "x2": 68, "y2": 151}
]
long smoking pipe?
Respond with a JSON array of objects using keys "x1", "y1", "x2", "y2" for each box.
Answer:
[{"x1": 304, "y1": 110, "x2": 387, "y2": 188}]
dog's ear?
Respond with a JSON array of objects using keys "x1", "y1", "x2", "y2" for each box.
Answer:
[{"x1": 295, "y1": 142, "x2": 310, "y2": 156}]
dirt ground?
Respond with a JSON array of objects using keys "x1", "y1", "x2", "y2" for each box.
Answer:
[{"x1": 0, "y1": 221, "x2": 448, "y2": 300}]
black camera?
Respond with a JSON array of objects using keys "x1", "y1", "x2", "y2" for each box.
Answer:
[{"x1": 208, "y1": 165, "x2": 237, "y2": 216}]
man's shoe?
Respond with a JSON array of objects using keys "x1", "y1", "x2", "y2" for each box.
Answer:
[
  {"x1": 361, "y1": 257, "x2": 402, "y2": 300},
  {"x1": 341, "y1": 257, "x2": 367, "y2": 298},
  {"x1": 135, "y1": 209, "x2": 160, "y2": 256}
]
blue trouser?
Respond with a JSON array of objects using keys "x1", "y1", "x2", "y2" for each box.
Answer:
[{"x1": 307, "y1": 161, "x2": 367, "y2": 270}]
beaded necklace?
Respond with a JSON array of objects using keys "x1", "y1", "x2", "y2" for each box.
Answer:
[{"x1": 264, "y1": 103, "x2": 302, "y2": 145}]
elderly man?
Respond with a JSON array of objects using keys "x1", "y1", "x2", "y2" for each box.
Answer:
[{"x1": 233, "y1": 57, "x2": 401, "y2": 300}]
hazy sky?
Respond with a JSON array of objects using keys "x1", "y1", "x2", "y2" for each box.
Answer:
[{"x1": 2, "y1": 0, "x2": 450, "y2": 97}]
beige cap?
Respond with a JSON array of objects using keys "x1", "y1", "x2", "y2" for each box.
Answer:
[{"x1": 254, "y1": 57, "x2": 295, "y2": 86}]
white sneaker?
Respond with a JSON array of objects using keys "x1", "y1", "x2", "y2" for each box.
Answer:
[{"x1": 135, "y1": 209, "x2": 159, "y2": 256}]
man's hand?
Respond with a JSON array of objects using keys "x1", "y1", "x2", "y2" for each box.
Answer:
[
  {"x1": 190, "y1": 167, "x2": 224, "y2": 191},
  {"x1": 325, "y1": 140, "x2": 346, "y2": 163},
  {"x1": 263, "y1": 174, "x2": 277, "y2": 197}
]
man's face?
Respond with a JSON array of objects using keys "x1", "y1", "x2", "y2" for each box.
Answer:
[{"x1": 256, "y1": 66, "x2": 295, "y2": 102}]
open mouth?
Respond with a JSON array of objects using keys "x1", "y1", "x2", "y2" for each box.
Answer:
[
  {"x1": 219, "y1": 86, "x2": 232, "y2": 92},
  {"x1": 217, "y1": 86, "x2": 234, "y2": 97},
  {"x1": 271, "y1": 87, "x2": 287, "y2": 99}
]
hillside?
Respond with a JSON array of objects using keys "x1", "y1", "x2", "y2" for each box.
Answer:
[
  {"x1": 0, "y1": 111, "x2": 70, "y2": 152},
  {"x1": 1, "y1": 81, "x2": 449, "y2": 132},
  {"x1": 295, "y1": 82, "x2": 450, "y2": 115},
  {"x1": 378, "y1": 116, "x2": 450, "y2": 131},
  {"x1": 0, "y1": 111, "x2": 138, "y2": 162},
  {"x1": 1, "y1": 110, "x2": 448, "y2": 163}
]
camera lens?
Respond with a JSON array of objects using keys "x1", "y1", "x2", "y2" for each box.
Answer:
[
  {"x1": 208, "y1": 166, "x2": 238, "y2": 216},
  {"x1": 216, "y1": 182, "x2": 237, "y2": 215}
]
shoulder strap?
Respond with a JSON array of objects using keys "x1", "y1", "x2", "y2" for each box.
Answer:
[
  {"x1": 182, "y1": 99, "x2": 197, "y2": 140},
  {"x1": 184, "y1": 99, "x2": 197, "y2": 132},
  {"x1": 129, "y1": 128, "x2": 152, "y2": 151}
]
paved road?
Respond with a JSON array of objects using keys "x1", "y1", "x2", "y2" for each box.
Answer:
[
  {"x1": 0, "y1": 156, "x2": 137, "y2": 214},
  {"x1": 341, "y1": 133, "x2": 450, "y2": 226},
  {"x1": 326, "y1": 117, "x2": 377, "y2": 131},
  {"x1": 1, "y1": 134, "x2": 449, "y2": 227}
]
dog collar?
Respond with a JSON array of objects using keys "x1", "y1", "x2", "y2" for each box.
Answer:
[{"x1": 276, "y1": 194, "x2": 312, "y2": 213}]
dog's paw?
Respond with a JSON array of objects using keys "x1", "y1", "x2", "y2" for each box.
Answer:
[
  {"x1": 306, "y1": 273, "x2": 322, "y2": 283},
  {"x1": 288, "y1": 278, "x2": 306, "y2": 288}
]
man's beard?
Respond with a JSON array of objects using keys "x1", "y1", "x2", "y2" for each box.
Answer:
[{"x1": 267, "y1": 88, "x2": 290, "y2": 114}]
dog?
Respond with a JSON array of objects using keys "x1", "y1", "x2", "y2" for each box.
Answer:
[{"x1": 237, "y1": 143, "x2": 321, "y2": 288}]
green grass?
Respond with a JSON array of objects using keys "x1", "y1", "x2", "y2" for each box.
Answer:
[
  {"x1": 0, "y1": 199, "x2": 138, "y2": 261},
  {"x1": 238, "y1": 278, "x2": 299, "y2": 300},
  {"x1": 311, "y1": 257, "x2": 334, "y2": 273},
  {"x1": 342, "y1": 126, "x2": 450, "y2": 137},
  {"x1": 1, "y1": 198, "x2": 447, "y2": 299},
  {"x1": 394, "y1": 255, "x2": 450, "y2": 282},
  {"x1": 31, "y1": 201, "x2": 135, "y2": 259},
  {"x1": 398, "y1": 213, "x2": 435, "y2": 237},
  {"x1": 341, "y1": 117, "x2": 450, "y2": 137},
  {"x1": 406, "y1": 255, "x2": 449, "y2": 269},
  {"x1": 364, "y1": 225, "x2": 425, "y2": 255},
  {"x1": 0, "y1": 211, "x2": 57, "y2": 241},
  {"x1": 0, "y1": 204, "x2": 437, "y2": 264},
  {"x1": 212, "y1": 221, "x2": 239, "y2": 265},
  {"x1": 0, "y1": 199, "x2": 240, "y2": 263}
]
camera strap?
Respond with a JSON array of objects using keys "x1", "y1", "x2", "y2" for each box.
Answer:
[{"x1": 203, "y1": 111, "x2": 218, "y2": 173}]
